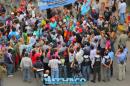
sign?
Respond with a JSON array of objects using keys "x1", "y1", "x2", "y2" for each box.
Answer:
[
  {"x1": 44, "y1": 77, "x2": 87, "y2": 85},
  {"x1": 38, "y1": 0, "x2": 76, "y2": 10}
]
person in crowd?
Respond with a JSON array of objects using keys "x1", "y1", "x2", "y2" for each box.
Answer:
[
  {"x1": 115, "y1": 47, "x2": 126, "y2": 81},
  {"x1": 43, "y1": 70, "x2": 50, "y2": 86},
  {"x1": 48, "y1": 56, "x2": 61, "y2": 78},
  {"x1": 4, "y1": 49, "x2": 14, "y2": 77},
  {"x1": 91, "y1": 50, "x2": 101, "y2": 83},
  {"x1": 75, "y1": 47, "x2": 84, "y2": 68},
  {"x1": 108, "y1": 48, "x2": 115, "y2": 77},
  {"x1": 102, "y1": 50, "x2": 112, "y2": 82},
  {"x1": 118, "y1": 31, "x2": 128, "y2": 47},
  {"x1": 81, "y1": 54, "x2": 91, "y2": 81},
  {"x1": 33, "y1": 57, "x2": 44, "y2": 80},
  {"x1": 100, "y1": 31, "x2": 106, "y2": 57},
  {"x1": 71, "y1": 58, "x2": 81, "y2": 78},
  {"x1": 104, "y1": 7, "x2": 112, "y2": 21},
  {"x1": 20, "y1": 52, "x2": 33, "y2": 82},
  {"x1": 0, "y1": 62, "x2": 6, "y2": 86},
  {"x1": 68, "y1": 46, "x2": 75, "y2": 77},
  {"x1": 118, "y1": 0, "x2": 127, "y2": 24}
]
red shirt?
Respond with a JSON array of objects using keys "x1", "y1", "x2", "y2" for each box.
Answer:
[{"x1": 31, "y1": 53, "x2": 41, "y2": 64}]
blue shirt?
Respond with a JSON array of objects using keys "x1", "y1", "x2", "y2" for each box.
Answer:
[
  {"x1": 50, "y1": 21, "x2": 57, "y2": 29},
  {"x1": 8, "y1": 31, "x2": 20, "y2": 40},
  {"x1": 117, "y1": 53, "x2": 126, "y2": 64},
  {"x1": 123, "y1": 48, "x2": 128, "y2": 55},
  {"x1": 108, "y1": 51, "x2": 114, "y2": 61}
]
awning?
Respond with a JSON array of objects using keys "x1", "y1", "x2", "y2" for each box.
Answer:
[{"x1": 38, "y1": 0, "x2": 76, "y2": 10}]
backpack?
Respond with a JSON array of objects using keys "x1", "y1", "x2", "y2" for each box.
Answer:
[{"x1": 83, "y1": 47, "x2": 90, "y2": 55}]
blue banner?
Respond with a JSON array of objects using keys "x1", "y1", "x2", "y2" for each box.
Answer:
[
  {"x1": 38, "y1": 0, "x2": 76, "y2": 10},
  {"x1": 81, "y1": 0, "x2": 91, "y2": 15}
]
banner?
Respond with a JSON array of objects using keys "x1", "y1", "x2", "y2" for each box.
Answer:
[
  {"x1": 38, "y1": 0, "x2": 76, "y2": 10},
  {"x1": 81, "y1": 0, "x2": 91, "y2": 15}
]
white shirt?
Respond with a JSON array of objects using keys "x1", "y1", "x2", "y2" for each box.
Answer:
[
  {"x1": 90, "y1": 49, "x2": 97, "y2": 61},
  {"x1": 31, "y1": 10, "x2": 35, "y2": 18},
  {"x1": 20, "y1": 57, "x2": 32, "y2": 68},
  {"x1": 97, "y1": 19, "x2": 104, "y2": 26},
  {"x1": 48, "y1": 59, "x2": 61, "y2": 69},
  {"x1": 16, "y1": 23, "x2": 20, "y2": 32},
  {"x1": 29, "y1": 36, "x2": 36, "y2": 45},
  {"x1": 118, "y1": 2, "x2": 127, "y2": 13},
  {"x1": 76, "y1": 49, "x2": 84, "y2": 64},
  {"x1": 69, "y1": 52, "x2": 75, "y2": 63},
  {"x1": 17, "y1": 14, "x2": 25, "y2": 22},
  {"x1": 93, "y1": 2, "x2": 100, "y2": 13}
]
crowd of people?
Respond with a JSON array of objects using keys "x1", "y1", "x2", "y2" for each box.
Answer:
[{"x1": 0, "y1": 0, "x2": 129, "y2": 86}]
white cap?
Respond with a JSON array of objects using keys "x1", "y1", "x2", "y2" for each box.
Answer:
[
  {"x1": 84, "y1": 55, "x2": 89, "y2": 58},
  {"x1": 11, "y1": 12, "x2": 14, "y2": 15}
]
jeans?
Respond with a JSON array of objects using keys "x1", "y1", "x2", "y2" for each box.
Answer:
[
  {"x1": 102, "y1": 67, "x2": 110, "y2": 81},
  {"x1": 92, "y1": 67, "x2": 101, "y2": 82},
  {"x1": 35, "y1": 71, "x2": 43, "y2": 80},
  {"x1": 51, "y1": 68, "x2": 59, "y2": 78},
  {"x1": 82, "y1": 65, "x2": 90, "y2": 81},
  {"x1": 6, "y1": 63, "x2": 14, "y2": 75},
  {"x1": 23, "y1": 67, "x2": 31, "y2": 81},
  {"x1": 59, "y1": 65, "x2": 67, "y2": 78},
  {"x1": 120, "y1": 13, "x2": 125, "y2": 24}
]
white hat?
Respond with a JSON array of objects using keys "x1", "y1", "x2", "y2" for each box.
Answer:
[
  {"x1": 84, "y1": 55, "x2": 89, "y2": 58},
  {"x1": 11, "y1": 12, "x2": 14, "y2": 15}
]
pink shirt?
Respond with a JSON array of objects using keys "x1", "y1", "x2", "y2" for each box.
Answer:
[{"x1": 106, "y1": 40, "x2": 111, "y2": 49}]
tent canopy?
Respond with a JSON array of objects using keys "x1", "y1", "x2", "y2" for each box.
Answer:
[{"x1": 38, "y1": 0, "x2": 76, "y2": 10}]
